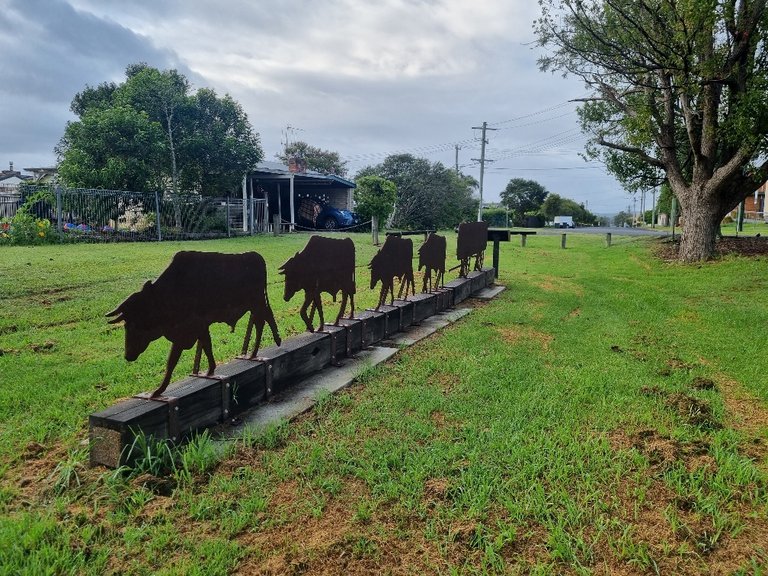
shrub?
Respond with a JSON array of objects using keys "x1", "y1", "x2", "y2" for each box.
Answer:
[{"x1": 0, "y1": 191, "x2": 58, "y2": 246}]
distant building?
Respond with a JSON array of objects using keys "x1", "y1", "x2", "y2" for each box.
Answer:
[
  {"x1": 24, "y1": 167, "x2": 58, "y2": 184},
  {"x1": 728, "y1": 181, "x2": 766, "y2": 222},
  {"x1": 0, "y1": 161, "x2": 32, "y2": 188}
]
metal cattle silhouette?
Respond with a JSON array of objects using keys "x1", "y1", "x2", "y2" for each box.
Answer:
[
  {"x1": 456, "y1": 221, "x2": 488, "y2": 277},
  {"x1": 279, "y1": 235, "x2": 356, "y2": 331},
  {"x1": 106, "y1": 251, "x2": 281, "y2": 398},
  {"x1": 418, "y1": 233, "x2": 446, "y2": 293},
  {"x1": 369, "y1": 235, "x2": 415, "y2": 309}
]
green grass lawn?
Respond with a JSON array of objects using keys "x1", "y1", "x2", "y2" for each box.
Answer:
[{"x1": 1, "y1": 232, "x2": 767, "y2": 575}]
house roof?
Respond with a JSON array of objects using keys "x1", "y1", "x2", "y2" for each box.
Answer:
[
  {"x1": 250, "y1": 161, "x2": 355, "y2": 188},
  {"x1": 0, "y1": 170, "x2": 31, "y2": 183}
]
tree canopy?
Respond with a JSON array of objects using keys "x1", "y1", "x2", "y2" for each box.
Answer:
[
  {"x1": 500, "y1": 178, "x2": 550, "y2": 225},
  {"x1": 277, "y1": 141, "x2": 348, "y2": 177},
  {"x1": 536, "y1": 0, "x2": 768, "y2": 261},
  {"x1": 356, "y1": 154, "x2": 478, "y2": 229},
  {"x1": 539, "y1": 193, "x2": 599, "y2": 225},
  {"x1": 353, "y1": 175, "x2": 397, "y2": 226},
  {"x1": 57, "y1": 63, "x2": 262, "y2": 196}
]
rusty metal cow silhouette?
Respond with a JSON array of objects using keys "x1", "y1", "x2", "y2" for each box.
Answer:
[
  {"x1": 279, "y1": 235, "x2": 356, "y2": 331},
  {"x1": 456, "y1": 221, "x2": 488, "y2": 278},
  {"x1": 418, "y1": 233, "x2": 446, "y2": 293},
  {"x1": 106, "y1": 251, "x2": 281, "y2": 398},
  {"x1": 369, "y1": 235, "x2": 415, "y2": 309}
]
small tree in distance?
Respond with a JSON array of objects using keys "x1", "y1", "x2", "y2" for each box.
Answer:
[
  {"x1": 277, "y1": 141, "x2": 348, "y2": 177},
  {"x1": 500, "y1": 178, "x2": 549, "y2": 226},
  {"x1": 353, "y1": 176, "x2": 397, "y2": 228}
]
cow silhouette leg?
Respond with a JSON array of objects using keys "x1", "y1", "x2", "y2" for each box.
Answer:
[
  {"x1": 264, "y1": 307, "x2": 281, "y2": 347},
  {"x1": 193, "y1": 340, "x2": 203, "y2": 375},
  {"x1": 335, "y1": 292, "x2": 348, "y2": 325},
  {"x1": 314, "y1": 293, "x2": 325, "y2": 331},
  {"x1": 300, "y1": 293, "x2": 314, "y2": 332},
  {"x1": 250, "y1": 317, "x2": 265, "y2": 360},
  {"x1": 199, "y1": 330, "x2": 216, "y2": 376},
  {"x1": 241, "y1": 315, "x2": 254, "y2": 356},
  {"x1": 151, "y1": 342, "x2": 184, "y2": 398},
  {"x1": 376, "y1": 283, "x2": 388, "y2": 310},
  {"x1": 348, "y1": 293, "x2": 355, "y2": 319}
]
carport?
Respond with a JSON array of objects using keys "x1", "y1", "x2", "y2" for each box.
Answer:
[{"x1": 243, "y1": 161, "x2": 355, "y2": 232}]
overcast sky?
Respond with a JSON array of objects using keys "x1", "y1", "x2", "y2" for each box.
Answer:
[{"x1": 0, "y1": 0, "x2": 635, "y2": 214}]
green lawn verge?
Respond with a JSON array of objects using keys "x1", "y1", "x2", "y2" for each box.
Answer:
[{"x1": 1, "y1": 232, "x2": 766, "y2": 574}]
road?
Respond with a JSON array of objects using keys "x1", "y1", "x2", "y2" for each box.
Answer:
[{"x1": 534, "y1": 226, "x2": 671, "y2": 237}]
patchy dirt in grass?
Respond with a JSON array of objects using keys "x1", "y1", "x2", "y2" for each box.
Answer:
[
  {"x1": 711, "y1": 372, "x2": 768, "y2": 440},
  {"x1": 497, "y1": 325, "x2": 554, "y2": 351},
  {"x1": 234, "y1": 478, "x2": 448, "y2": 575},
  {"x1": 563, "y1": 307, "x2": 581, "y2": 321},
  {"x1": 665, "y1": 392, "x2": 722, "y2": 430},
  {"x1": 534, "y1": 275, "x2": 585, "y2": 296},
  {"x1": 602, "y1": 355, "x2": 768, "y2": 574},
  {"x1": 431, "y1": 371, "x2": 460, "y2": 395},
  {"x1": 606, "y1": 428, "x2": 768, "y2": 575}
]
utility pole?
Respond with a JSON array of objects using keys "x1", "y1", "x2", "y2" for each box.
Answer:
[
  {"x1": 455, "y1": 144, "x2": 461, "y2": 174},
  {"x1": 471, "y1": 121, "x2": 497, "y2": 222},
  {"x1": 632, "y1": 194, "x2": 637, "y2": 227}
]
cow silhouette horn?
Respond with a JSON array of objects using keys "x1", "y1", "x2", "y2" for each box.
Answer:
[
  {"x1": 107, "y1": 314, "x2": 125, "y2": 324},
  {"x1": 105, "y1": 306, "x2": 123, "y2": 317}
]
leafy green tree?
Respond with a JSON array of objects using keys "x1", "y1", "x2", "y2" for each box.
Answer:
[
  {"x1": 57, "y1": 63, "x2": 262, "y2": 197},
  {"x1": 353, "y1": 175, "x2": 397, "y2": 226},
  {"x1": 500, "y1": 178, "x2": 549, "y2": 226},
  {"x1": 57, "y1": 105, "x2": 166, "y2": 192},
  {"x1": 656, "y1": 183, "x2": 675, "y2": 217},
  {"x1": 539, "y1": 193, "x2": 598, "y2": 225},
  {"x1": 613, "y1": 211, "x2": 632, "y2": 227},
  {"x1": 177, "y1": 88, "x2": 262, "y2": 196},
  {"x1": 116, "y1": 64, "x2": 189, "y2": 195},
  {"x1": 277, "y1": 141, "x2": 348, "y2": 176},
  {"x1": 70, "y1": 81, "x2": 118, "y2": 117},
  {"x1": 536, "y1": 0, "x2": 768, "y2": 261},
  {"x1": 356, "y1": 154, "x2": 477, "y2": 229}
]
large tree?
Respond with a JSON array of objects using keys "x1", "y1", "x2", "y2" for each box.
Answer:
[
  {"x1": 536, "y1": 1, "x2": 768, "y2": 261},
  {"x1": 57, "y1": 64, "x2": 262, "y2": 196},
  {"x1": 277, "y1": 141, "x2": 348, "y2": 176},
  {"x1": 56, "y1": 105, "x2": 166, "y2": 192},
  {"x1": 356, "y1": 154, "x2": 477, "y2": 229},
  {"x1": 500, "y1": 178, "x2": 550, "y2": 225}
]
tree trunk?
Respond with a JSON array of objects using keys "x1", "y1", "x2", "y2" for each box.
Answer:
[{"x1": 678, "y1": 199, "x2": 722, "y2": 262}]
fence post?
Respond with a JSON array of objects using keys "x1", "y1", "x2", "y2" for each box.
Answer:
[
  {"x1": 372, "y1": 215, "x2": 379, "y2": 245},
  {"x1": 561, "y1": 233, "x2": 567, "y2": 249},
  {"x1": 226, "y1": 196, "x2": 231, "y2": 238},
  {"x1": 55, "y1": 185, "x2": 63, "y2": 233},
  {"x1": 605, "y1": 232, "x2": 612, "y2": 247},
  {"x1": 521, "y1": 234, "x2": 527, "y2": 247},
  {"x1": 273, "y1": 214, "x2": 280, "y2": 236},
  {"x1": 154, "y1": 190, "x2": 162, "y2": 241}
]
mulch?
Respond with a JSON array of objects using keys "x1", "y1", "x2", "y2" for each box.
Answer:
[{"x1": 655, "y1": 235, "x2": 768, "y2": 260}]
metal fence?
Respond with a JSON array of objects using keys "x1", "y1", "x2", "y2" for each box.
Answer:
[{"x1": 1, "y1": 185, "x2": 268, "y2": 242}]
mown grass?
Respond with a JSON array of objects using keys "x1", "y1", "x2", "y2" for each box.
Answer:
[{"x1": 1, "y1": 232, "x2": 767, "y2": 574}]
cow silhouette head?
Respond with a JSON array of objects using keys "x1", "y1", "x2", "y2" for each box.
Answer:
[
  {"x1": 106, "y1": 280, "x2": 162, "y2": 361},
  {"x1": 278, "y1": 252, "x2": 301, "y2": 302}
]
